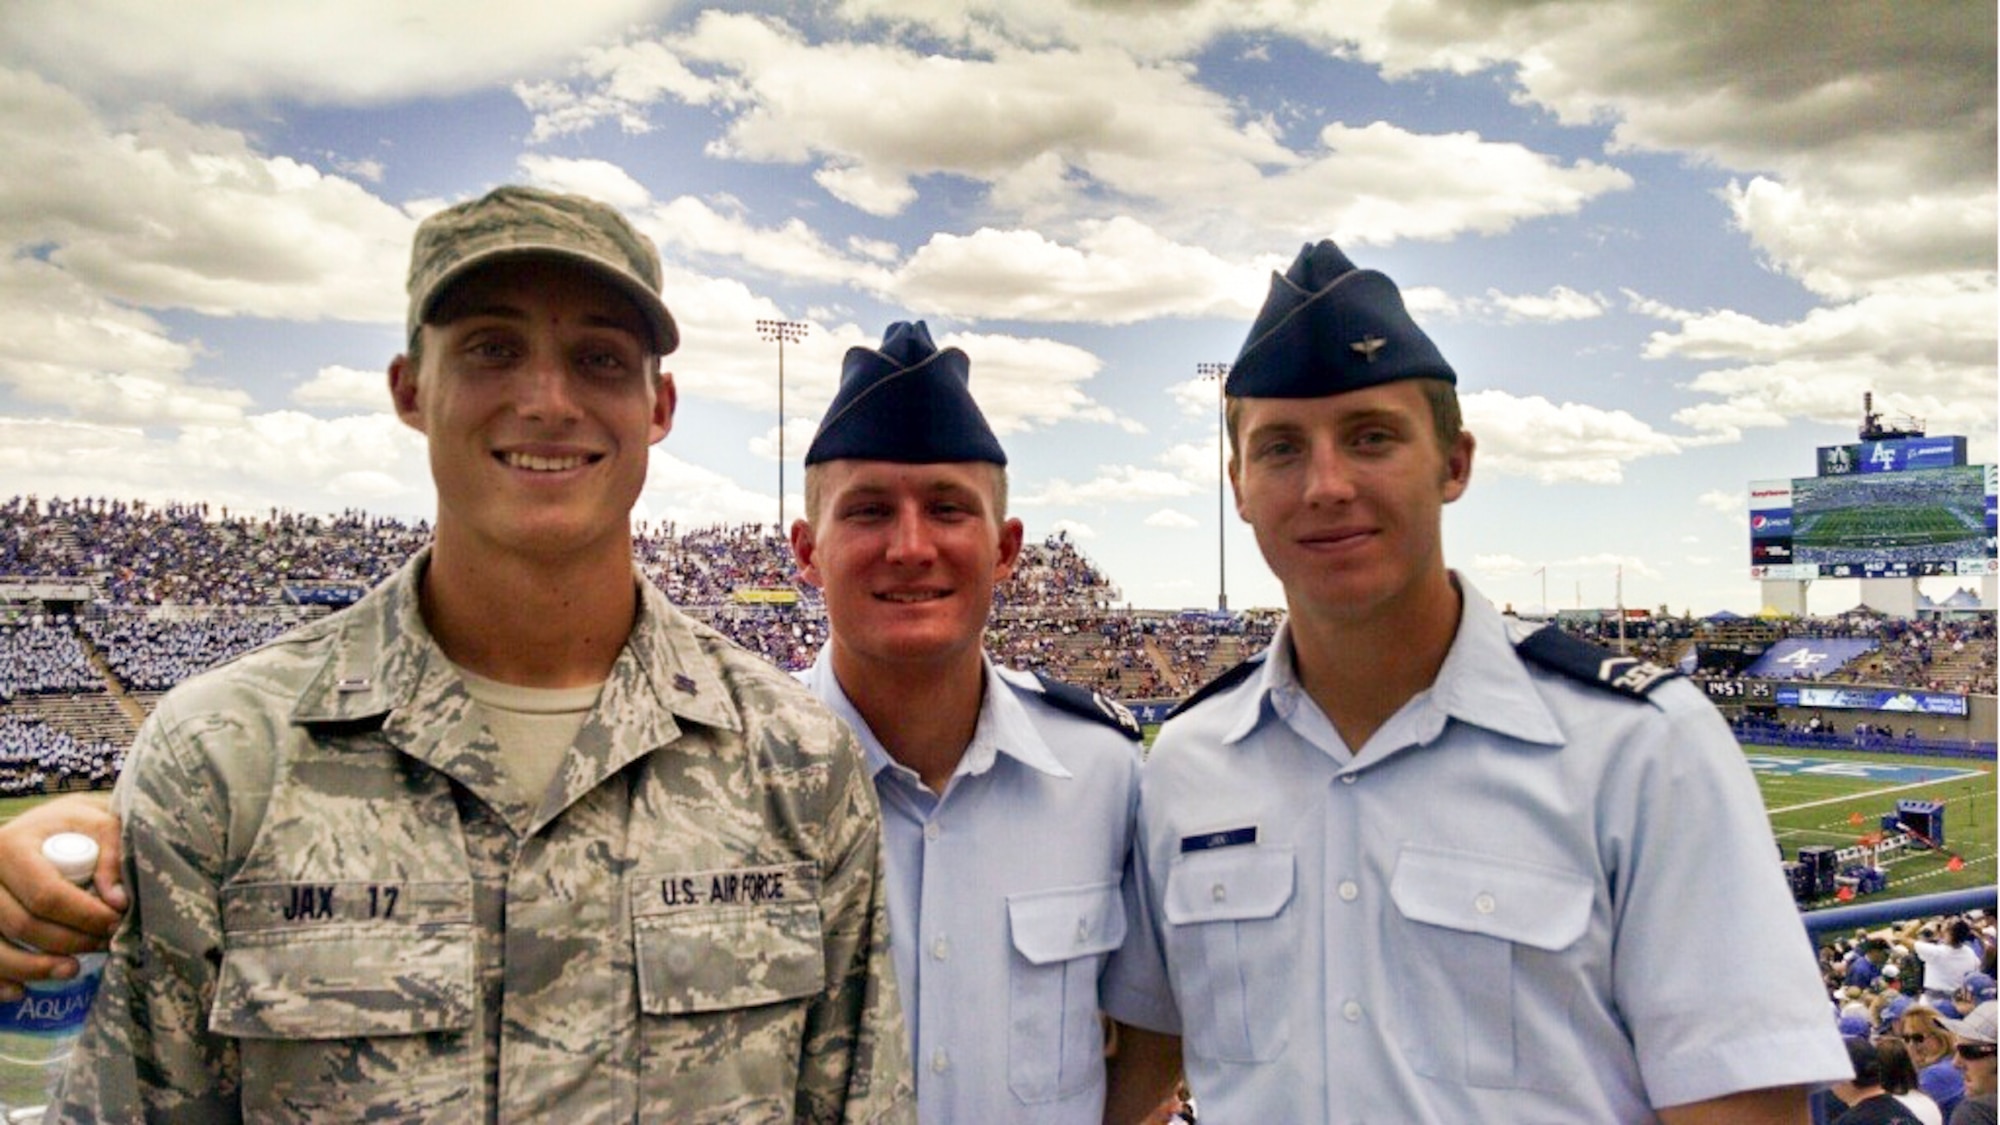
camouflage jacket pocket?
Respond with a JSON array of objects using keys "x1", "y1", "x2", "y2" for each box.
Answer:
[
  {"x1": 630, "y1": 861, "x2": 825, "y2": 1016},
  {"x1": 209, "y1": 925, "x2": 476, "y2": 1040},
  {"x1": 211, "y1": 880, "x2": 477, "y2": 1040}
]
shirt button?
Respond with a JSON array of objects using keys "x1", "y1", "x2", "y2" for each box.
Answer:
[
  {"x1": 1340, "y1": 773, "x2": 1358, "y2": 785},
  {"x1": 1337, "y1": 880, "x2": 1359, "y2": 902},
  {"x1": 1075, "y1": 919, "x2": 1091, "y2": 944},
  {"x1": 931, "y1": 936, "x2": 950, "y2": 960},
  {"x1": 1474, "y1": 892, "x2": 1497, "y2": 915},
  {"x1": 1342, "y1": 1000, "x2": 1363, "y2": 1022},
  {"x1": 1211, "y1": 882, "x2": 1227, "y2": 902},
  {"x1": 923, "y1": 823, "x2": 941, "y2": 842},
  {"x1": 930, "y1": 1049, "x2": 950, "y2": 1074}
]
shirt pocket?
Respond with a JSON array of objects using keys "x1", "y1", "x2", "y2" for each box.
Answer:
[
  {"x1": 1162, "y1": 845, "x2": 1297, "y2": 1063},
  {"x1": 1387, "y1": 844, "x2": 1594, "y2": 1091},
  {"x1": 1005, "y1": 882, "x2": 1126, "y2": 1104},
  {"x1": 210, "y1": 881, "x2": 478, "y2": 1123},
  {"x1": 631, "y1": 897, "x2": 827, "y2": 1016},
  {"x1": 628, "y1": 862, "x2": 827, "y2": 1118}
]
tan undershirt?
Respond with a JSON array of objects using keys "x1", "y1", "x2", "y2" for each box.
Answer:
[{"x1": 453, "y1": 663, "x2": 601, "y2": 810}]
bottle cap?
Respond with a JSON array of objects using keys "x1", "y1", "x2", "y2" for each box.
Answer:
[{"x1": 41, "y1": 833, "x2": 99, "y2": 887}]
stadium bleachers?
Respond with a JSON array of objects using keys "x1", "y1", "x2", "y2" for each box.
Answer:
[{"x1": 0, "y1": 494, "x2": 1992, "y2": 791}]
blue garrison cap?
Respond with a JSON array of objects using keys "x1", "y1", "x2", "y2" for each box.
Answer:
[
  {"x1": 1226, "y1": 240, "x2": 1456, "y2": 398},
  {"x1": 806, "y1": 321, "x2": 1007, "y2": 466}
]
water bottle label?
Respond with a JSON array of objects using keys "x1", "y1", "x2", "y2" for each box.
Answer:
[{"x1": 0, "y1": 975, "x2": 101, "y2": 1037}]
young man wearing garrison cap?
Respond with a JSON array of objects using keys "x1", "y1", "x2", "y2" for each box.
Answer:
[
  {"x1": 1110, "y1": 241, "x2": 1848, "y2": 1122},
  {"x1": 11, "y1": 186, "x2": 913, "y2": 1122},
  {"x1": 788, "y1": 321, "x2": 1181, "y2": 1123}
]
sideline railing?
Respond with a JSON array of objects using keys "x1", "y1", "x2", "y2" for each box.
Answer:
[{"x1": 1800, "y1": 886, "x2": 1997, "y2": 941}]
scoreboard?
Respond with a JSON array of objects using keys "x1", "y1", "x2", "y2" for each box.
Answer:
[{"x1": 1749, "y1": 440, "x2": 1996, "y2": 581}]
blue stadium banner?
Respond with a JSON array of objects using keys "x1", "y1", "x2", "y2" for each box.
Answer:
[
  {"x1": 1747, "y1": 638, "x2": 1877, "y2": 680},
  {"x1": 1817, "y1": 437, "x2": 1965, "y2": 476},
  {"x1": 1773, "y1": 684, "x2": 1969, "y2": 717}
]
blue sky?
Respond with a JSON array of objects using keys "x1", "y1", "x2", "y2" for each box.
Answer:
[{"x1": 0, "y1": 1, "x2": 1992, "y2": 615}]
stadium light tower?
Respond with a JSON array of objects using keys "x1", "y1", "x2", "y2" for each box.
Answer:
[
  {"x1": 1197, "y1": 361, "x2": 1231, "y2": 611},
  {"x1": 756, "y1": 318, "x2": 809, "y2": 530}
]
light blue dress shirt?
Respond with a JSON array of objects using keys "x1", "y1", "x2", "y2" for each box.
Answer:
[
  {"x1": 1123, "y1": 579, "x2": 1850, "y2": 1123},
  {"x1": 801, "y1": 647, "x2": 1145, "y2": 1124}
]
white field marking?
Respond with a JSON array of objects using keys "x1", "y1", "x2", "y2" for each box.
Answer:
[{"x1": 1767, "y1": 773, "x2": 1985, "y2": 817}]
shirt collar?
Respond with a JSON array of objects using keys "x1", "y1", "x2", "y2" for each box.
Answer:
[
  {"x1": 1225, "y1": 574, "x2": 1565, "y2": 752},
  {"x1": 802, "y1": 645, "x2": 1072, "y2": 785},
  {"x1": 1393, "y1": 578, "x2": 1566, "y2": 748}
]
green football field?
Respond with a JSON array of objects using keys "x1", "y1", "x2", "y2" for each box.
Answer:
[
  {"x1": 1749, "y1": 745, "x2": 1995, "y2": 902},
  {"x1": 1794, "y1": 503, "x2": 1981, "y2": 549}
]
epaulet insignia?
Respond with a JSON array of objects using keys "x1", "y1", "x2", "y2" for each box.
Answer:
[
  {"x1": 1031, "y1": 673, "x2": 1143, "y2": 741},
  {"x1": 1166, "y1": 657, "x2": 1261, "y2": 720},
  {"x1": 1515, "y1": 626, "x2": 1679, "y2": 702}
]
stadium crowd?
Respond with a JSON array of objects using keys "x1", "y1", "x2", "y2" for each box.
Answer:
[
  {"x1": 1818, "y1": 911, "x2": 1999, "y2": 1122},
  {"x1": 0, "y1": 494, "x2": 1994, "y2": 792}
]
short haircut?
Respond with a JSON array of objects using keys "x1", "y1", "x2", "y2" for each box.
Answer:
[{"x1": 1225, "y1": 377, "x2": 1463, "y2": 469}]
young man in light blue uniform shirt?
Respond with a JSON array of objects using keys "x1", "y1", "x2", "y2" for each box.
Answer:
[
  {"x1": 788, "y1": 322, "x2": 1180, "y2": 1124},
  {"x1": 1112, "y1": 242, "x2": 1850, "y2": 1122}
]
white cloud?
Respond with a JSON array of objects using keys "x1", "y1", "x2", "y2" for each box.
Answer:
[
  {"x1": 829, "y1": 2, "x2": 1989, "y2": 301},
  {"x1": 531, "y1": 14, "x2": 1632, "y2": 248},
  {"x1": 1485, "y1": 285, "x2": 1606, "y2": 324},
  {"x1": 1469, "y1": 553, "x2": 1534, "y2": 575},
  {"x1": 1145, "y1": 509, "x2": 1198, "y2": 529},
  {"x1": 0, "y1": 411, "x2": 429, "y2": 518},
  {"x1": 642, "y1": 195, "x2": 896, "y2": 290},
  {"x1": 1169, "y1": 376, "x2": 1228, "y2": 420},
  {"x1": 0, "y1": 70, "x2": 411, "y2": 325},
  {"x1": 1046, "y1": 518, "x2": 1096, "y2": 540},
  {"x1": 636, "y1": 451, "x2": 787, "y2": 529},
  {"x1": 1020, "y1": 465, "x2": 1201, "y2": 506},
  {"x1": 517, "y1": 154, "x2": 653, "y2": 211},
  {"x1": 942, "y1": 330, "x2": 1129, "y2": 435},
  {"x1": 292, "y1": 366, "x2": 390, "y2": 411},
  {"x1": 891, "y1": 220, "x2": 1266, "y2": 325},
  {"x1": 1462, "y1": 390, "x2": 1681, "y2": 484},
  {"x1": 1158, "y1": 440, "x2": 1225, "y2": 487},
  {"x1": 1725, "y1": 177, "x2": 1996, "y2": 301},
  {"x1": 1637, "y1": 283, "x2": 1996, "y2": 445},
  {"x1": 1698, "y1": 490, "x2": 1743, "y2": 516},
  {"x1": 0, "y1": 0, "x2": 677, "y2": 105},
  {"x1": 1261, "y1": 122, "x2": 1630, "y2": 248},
  {"x1": 518, "y1": 37, "x2": 719, "y2": 142},
  {"x1": 746, "y1": 416, "x2": 824, "y2": 463}
]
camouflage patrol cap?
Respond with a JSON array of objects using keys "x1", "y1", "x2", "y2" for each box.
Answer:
[
  {"x1": 406, "y1": 184, "x2": 679, "y2": 355},
  {"x1": 1226, "y1": 239, "x2": 1453, "y2": 398}
]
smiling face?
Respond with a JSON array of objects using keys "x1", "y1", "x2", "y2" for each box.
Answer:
[
  {"x1": 792, "y1": 459, "x2": 1022, "y2": 678},
  {"x1": 1229, "y1": 379, "x2": 1473, "y2": 628},
  {"x1": 390, "y1": 257, "x2": 672, "y2": 568}
]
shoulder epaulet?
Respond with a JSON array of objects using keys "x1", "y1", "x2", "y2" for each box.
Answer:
[
  {"x1": 1166, "y1": 657, "x2": 1261, "y2": 720},
  {"x1": 1515, "y1": 626, "x2": 1680, "y2": 702},
  {"x1": 1030, "y1": 672, "x2": 1143, "y2": 741}
]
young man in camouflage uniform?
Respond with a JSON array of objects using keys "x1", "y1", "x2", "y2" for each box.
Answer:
[
  {"x1": 14, "y1": 186, "x2": 913, "y2": 1123},
  {"x1": 787, "y1": 322, "x2": 1180, "y2": 1123}
]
